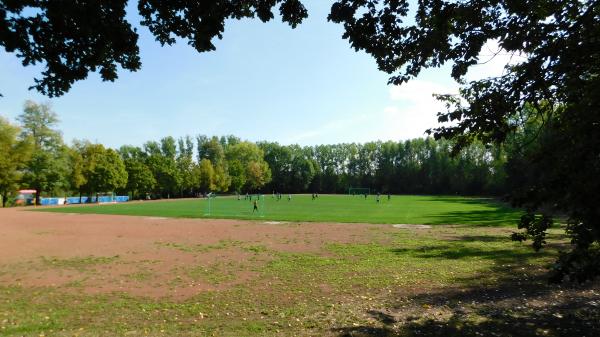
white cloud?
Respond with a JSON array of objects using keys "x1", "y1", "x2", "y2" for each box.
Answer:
[
  {"x1": 465, "y1": 39, "x2": 526, "y2": 82},
  {"x1": 286, "y1": 113, "x2": 370, "y2": 144},
  {"x1": 388, "y1": 80, "x2": 456, "y2": 103},
  {"x1": 350, "y1": 41, "x2": 523, "y2": 140},
  {"x1": 373, "y1": 40, "x2": 526, "y2": 141},
  {"x1": 371, "y1": 79, "x2": 459, "y2": 140},
  {"x1": 278, "y1": 40, "x2": 528, "y2": 145},
  {"x1": 383, "y1": 106, "x2": 400, "y2": 115}
]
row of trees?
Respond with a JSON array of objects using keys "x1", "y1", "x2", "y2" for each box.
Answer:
[
  {"x1": 259, "y1": 139, "x2": 507, "y2": 195},
  {"x1": 0, "y1": 101, "x2": 275, "y2": 204},
  {"x1": 119, "y1": 134, "x2": 507, "y2": 199},
  {"x1": 118, "y1": 135, "x2": 271, "y2": 199},
  {"x1": 1, "y1": 101, "x2": 511, "y2": 206},
  {"x1": 0, "y1": 102, "x2": 129, "y2": 206}
]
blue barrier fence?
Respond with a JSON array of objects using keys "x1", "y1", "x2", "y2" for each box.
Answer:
[
  {"x1": 40, "y1": 198, "x2": 61, "y2": 206},
  {"x1": 40, "y1": 196, "x2": 129, "y2": 205}
]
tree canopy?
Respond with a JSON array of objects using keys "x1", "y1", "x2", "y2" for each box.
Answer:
[
  {"x1": 17, "y1": 101, "x2": 68, "y2": 204},
  {"x1": 0, "y1": 116, "x2": 31, "y2": 207},
  {"x1": 0, "y1": 0, "x2": 308, "y2": 96}
]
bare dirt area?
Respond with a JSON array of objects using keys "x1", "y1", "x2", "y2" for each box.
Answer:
[
  {"x1": 0, "y1": 207, "x2": 391, "y2": 300},
  {"x1": 1, "y1": 207, "x2": 599, "y2": 337}
]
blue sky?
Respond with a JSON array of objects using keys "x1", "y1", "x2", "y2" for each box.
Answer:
[{"x1": 0, "y1": 1, "x2": 510, "y2": 149}]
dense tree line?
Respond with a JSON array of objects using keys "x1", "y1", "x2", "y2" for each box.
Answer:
[
  {"x1": 258, "y1": 139, "x2": 506, "y2": 196},
  {"x1": 0, "y1": 101, "x2": 130, "y2": 205},
  {"x1": 0, "y1": 115, "x2": 31, "y2": 207},
  {"x1": 1, "y1": 101, "x2": 510, "y2": 206},
  {"x1": 114, "y1": 133, "x2": 508, "y2": 198}
]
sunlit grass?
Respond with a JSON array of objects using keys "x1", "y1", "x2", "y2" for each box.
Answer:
[{"x1": 36, "y1": 194, "x2": 521, "y2": 226}]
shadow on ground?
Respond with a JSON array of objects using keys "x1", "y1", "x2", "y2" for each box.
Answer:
[
  {"x1": 412, "y1": 197, "x2": 522, "y2": 226},
  {"x1": 335, "y1": 283, "x2": 599, "y2": 337},
  {"x1": 333, "y1": 244, "x2": 600, "y2": 337},
  {"x1": 390, "y1": 240, "x2": 554, "y2": 261},
  {"x1": 426, "y1": 209, "x2": 521, "y2": 226}
]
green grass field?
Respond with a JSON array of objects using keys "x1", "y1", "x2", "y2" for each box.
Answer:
[{"x1": 37, "y1": 194, "x2": 521, "y2": 226}]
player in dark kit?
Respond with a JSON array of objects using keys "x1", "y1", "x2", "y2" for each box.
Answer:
[{"x1": 253, "y1": 200, "x2": 258, "y2": 213}]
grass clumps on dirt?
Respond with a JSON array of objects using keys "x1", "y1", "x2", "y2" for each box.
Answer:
[
  {"x1": 39, "y1": 255, "x2": 119, "y2": 271},
  {"x1": 154, "y1": 240, "x2": 244, "y2": 253},
  {"x1": 1, "y1": 210, "x2": 598, "y2": 337}
]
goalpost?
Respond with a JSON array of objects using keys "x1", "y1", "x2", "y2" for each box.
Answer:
[
  {"x1": 97, "y1": 192, "x2": 116, "y2": 203},
  {"x1": 348, "y1": 187, "x2": 370, "y2": 195}
]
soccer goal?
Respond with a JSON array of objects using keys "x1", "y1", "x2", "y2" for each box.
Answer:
[
  {"x1": 97, "y1": 192, "x2": 117, "y2": 203},
  {"x1": 348, "y1": 187, "x2": 370, "y2": 195},
  {"x1": 203, "y1": 193, "x2": 266, "y2": 218}
]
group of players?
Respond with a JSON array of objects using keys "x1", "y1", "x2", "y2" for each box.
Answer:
[
  {"x1": 354, "y1": 191, "x2": 392, "y2": 203},
  {"x1": 238, "y1": 192, "x2": 294, "y2": 213},
  {"x1": 240, "y1": 191, "x2": 392, "y2": 213}
]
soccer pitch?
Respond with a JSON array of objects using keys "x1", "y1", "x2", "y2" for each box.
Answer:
[{"x1": 37, "y1": 194, "x2": 521, "y2": 226}]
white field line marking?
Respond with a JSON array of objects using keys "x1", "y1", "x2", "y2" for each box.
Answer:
[{"x1": 392, "y1": 224, "x2": 432, "y2": 229}]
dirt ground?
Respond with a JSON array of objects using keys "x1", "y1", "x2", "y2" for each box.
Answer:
[
  {"x1": 2, "y1": 207, "x2": 599, "y2": 337},
  {"x1": 0, "y1": 207, "x2": 392, "y2": 299}
]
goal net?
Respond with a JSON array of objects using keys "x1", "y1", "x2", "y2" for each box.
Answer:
[
  {"x1": 348, "y1": 187, "x2": 370, "y2": 195},
  {"x1": 97, "y1": 192, "x2": 117, "y2": 203}
]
